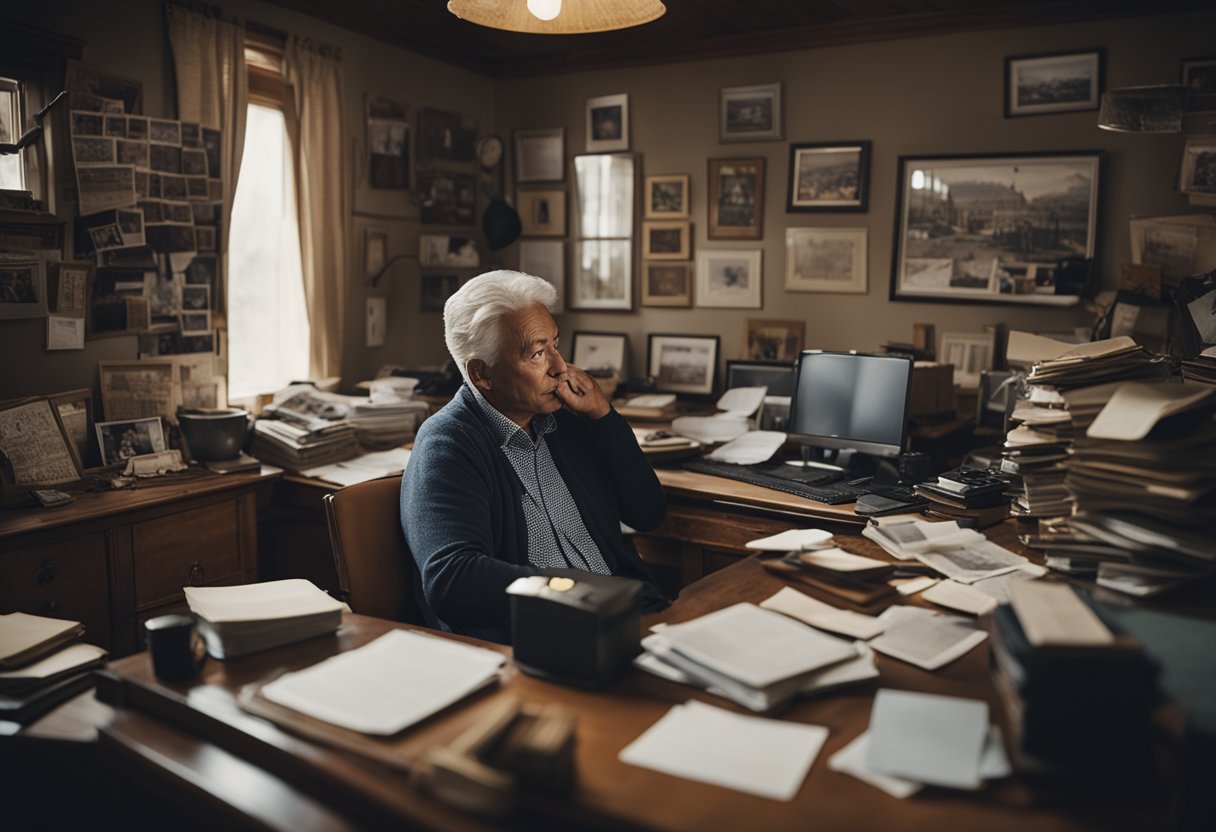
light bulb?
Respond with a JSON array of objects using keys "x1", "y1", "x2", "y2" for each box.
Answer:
[{"x1": 527, "y1": 0, "x2": 562, "y2": 22}]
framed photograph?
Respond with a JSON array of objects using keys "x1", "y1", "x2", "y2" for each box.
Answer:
[
  {"x1": 695, "y1": 249, "x2": 762, "y2": 308},
  {"x1": 571, "y1": 331, "x2": 628, "y2": 381},
  {"x1": 514, "y1": 127, "x2": 565, "y2": 183},
  {"x1": 517, "y1": 188, "x2": 567, "y2": 237},
  {"x1": 644, "y1": 175, "x2": 690, "y2": 218},
  {"x1": 785, "y1": 227, "x2": 868, "y2": 294},
  {"x1": 366, "y1": 95, "x2": 410, "y2": 190},
  {"x1": 642, "y1": 221, "x2": 691, "y2": 260},
  {"x1": 365, "y1": 228, "x2": 388, "y2": 279},
  {"x1": 420, "y1": 274, "x2": 466, "y2": 312},
  {"x1": 1178, "y1": 134, "x2": 1216, "y2": 196},
  {"x1": 891, "y1": 152, "x2": 1100, "y2": 305},
  {"x1": 94, "y1": 416, "x2": 167, "y2": 466},
  {"x1": 939, "y1": 331, "x2": 995, "y2": 389},
  {"x1": 708, "y1": 158, "x2": 765, "y2": 240},
  {"x1": 1005, "y1": 50, "x2": 1103, "y2": 117},
  {"x1": 744, "y1": 319, "x2": 805, "y2": 362},
  {"x1": 585, "y1": 93, "x2": 629, "y2": 153},
  {"x1": 0, "y1": 253, "x2": 49, "y2": 320},
  {"x1": 647, "y1": 334, "x2": 720, "y2": 396},
  {"x1": 720, "y1": 83, "x2": 782, "y2": 143},
  {"x1": 571, "y1": 240, "x2": 631, "y2": 310},
  {"x1": 1182, "y1": 57, "x2": 1216, "y2": 113},
  {"x1": 50, "y1": 388, "x2": 93, "y2": 470},
  {"x1": 787, "y1": 141, "x2": 871, "y2": 212},
  {"x1": 418, "y1": 107, "x2": 476, "y2": 163},
  {"x1": 417, "y1": 168, "x2": 476, "y2": 225},
  {"x1": 518, "y1": 239, "x2": 565, "y2": 313},
  {"x1": 420, "y1": 234, "x2": 480, "y2": 268},
  {"x1": 0, "y1": 397, "x2": 83, "y2": 486},
  {"x1": 642, "y1": 262, "x2": 693, "y2": 307}
]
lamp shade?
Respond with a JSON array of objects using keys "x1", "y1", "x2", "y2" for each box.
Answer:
[
  {"x1": 1098, "y1": 85, "x2": 1187, "y2": 133},
  {"x1": 447, "y1": 0, "x2": 666, "y2": 34}
]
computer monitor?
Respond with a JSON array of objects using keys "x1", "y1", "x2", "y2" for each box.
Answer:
[
  {"x1": 724, "y1": 360, "x2": 796, "y2": 396},
  {"x1": 787, "y1": 350, "x2": 913, "y2": 467}
]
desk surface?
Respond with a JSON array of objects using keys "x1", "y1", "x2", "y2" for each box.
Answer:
[
  {"x1": 91, "y1": 554, "x2": 1171, "y2": 832},
  {"x1": 655, "y1": 467, "x2": 864, "y2": 526}
]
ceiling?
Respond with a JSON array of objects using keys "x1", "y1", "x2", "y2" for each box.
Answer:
[{"x1": 263, "y1": 0, "x2": 1207, "y2": 77}]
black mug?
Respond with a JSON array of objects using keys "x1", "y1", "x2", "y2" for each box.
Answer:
[{"x1": 145, "y1": 614, "x2": 207, "y2": 682}]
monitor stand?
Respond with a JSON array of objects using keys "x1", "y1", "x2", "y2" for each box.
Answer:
[{"x1": 782, "y1": 445, "x2": 845, "y2": 475}]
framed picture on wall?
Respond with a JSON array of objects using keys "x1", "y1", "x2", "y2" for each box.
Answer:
[
  {"x1": 571, "y1": 331, "x2": 628, "y2": 381},
  {"x1": 1004, "y1": 50, "x2": 1103, "y2": 118},
  {"x1": 784, "y1": 227, "x2": 867, "y2": 294},
  {"x1": 647, "y1": 333, "x2": 719, "y2": 396},
  {"x1": 695, "y1": 249, "x2": 762, "y2": 308},
  {"x1": 891, "y1": 151, "x2": 1099, "y2": 305},
  {"x1": 516, "y1": 188, "x2": 567, "y2": 237},
  {"x1": 744, "y1": 319, "x2": 804, "y2": 362},
  {"x1": 1182, "y1": 57, "x2": 1216, "y2": 112},
  {"x1": 642, "y1": 221, "x2": 691, "y2": 260},
  {"x1": 514, "y1": 127, "x2": 565, "y2": 183},
  {"x1": 571, "y1": 239, "x2": 631, "y2": 310},
  {"x1": 1178, "y1": 134, "x2": 1216, "y2": 196},
  {"x1": 939, "y1": 331, "x2": 995, "y2": 389},
  {"x1": 719, "y1": 83, "x2": 782, "y2": 142},
  {"x1": 585, "y1": 93, "x2": 629, "y2": 153},
  {"x1": 786, "y1": 141, "x2": 871, "y2": 212},
  {"x1": 708, "y1": 158, "x2": 765, "y2": 240},
  {"x1": 644, "y1": 174, "x2": 690, "y2": 218},
  {"x1": 642, "y1": 262, "x2": 693, "y2": 307}
]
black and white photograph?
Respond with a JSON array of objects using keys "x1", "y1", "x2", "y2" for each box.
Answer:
[
  {"x1": 126, "y1": 116, "x2": 148, "y2": 139},
  {"x1": 182, "y1": 147, "x2": 208, "y2": 176},
  {"x1": 0, "y1": 253, "x2": 48, "y2": 320},
  {"x1": 645, "y1": 175, "x2": 690, "y2": 218},
  {"x1": 708, "y1": 158, "x2": 765, "y2": 240},
  {"x1": 74, "y1": 136, "x2": 115, "y2": 164},
  {"x1": 1179, "y1": 134, "x2": 1216, "y2": 195},
  {"x1": 181, "y1": 122, "x2": 201, "y2": 147},
  {"x1": 648, "y1": 333, "x2": 719, "y2": 396},
  {"x1": 695, "y1": 249, "x2": 762, "y2": 308},
  {"x1": 939, "y1": 331, "x2": 995, "y2": 389},
  {"x1": 417, "y1": 168, "x2": 476, "y2": 225},
  {"x1": 787, "y1": 142, "x2": 871, "y2": 212},
  {"x1": 1005, "y1": 50, "x2": 1103, "y2": 117},
  {"x1": 71, "y1": 111, "x2": 103, "y2": 136},
  {"x1": 585, "y1": 93, "x2": 629, "y2": 153},
  {"x1": 518, "y1": 239, "x2": 565, "y2": 313},
  {"x1": 182, "y1": 284, "x2": 210, "y2": 311},
  {"x1": 149, "y1": 118, "x2": 182, "y2": 145},
  {"x1": 194, "y1": 226, "x2": 216, "y2": 251},
  {"x1": 784, "y1": 227, "x2": 868, "y2": 293},
  {"x1": 720, "y1": 83, "x2": 782, "y2": 142},
  {"x1": 202, "y1": 128, "x2": 221, "y2": 178},
  {"x1": 185, "y1": 256, "x2": 218, "y2": 301},
  {"x1": 420, "y1": 234, "x2": 480, "y2": 268},
  {"x1": 117, "y1": 139, "x2": 149, "y2": 167},
  {"x1": 95, "y1": 416, "x2": 166, "y2": 466},
  {"x1": 187, "y1": 176, "x2": 210, "y2": 199},
  {"x1": 571, "y1": 332, "x2": 628, "y2": 381},
  {"x1": 420, "y1": 274, "x2": 465, "y2": 312},
  {"x1": 180, "y1": 309, "x2": 211, "y2": 335},
  {"x1": 1182, "y1": 57, "x2": 1216, "y2": 112},
  {"x1": 418, "y1": 106, "x2": 477, "y2": 163},
  {"x1": 161, "y1": 174, "x2": 188, "y2": 200},
  {"x1": 105, "y1": 115, "x2": 126, "y2": 138},
  {"x1": 150, "y1": 143, "x2": 182, "y2": 173},
  {"x1": 892, "y1": 152, "x2": 1099, "y2": 305},
  {"x1": 642, "y1": 221, "x2": 690, "y2": 260},
  {"x1": 517, "y1": 189, "x2": 566, "y2": 237},
  {"x1": 117, "y1": 209, "x2": 145, "y2": 248},
  {"x1": 642, "y1": 262, "x2": 692, "y2": 307},
  {"x1": 514, "y1": 127, "x2": 565, "y2": 183},
  {"x1": 367, "y1": 96, "x2": 410, "y2": 189},
  {"x1": 572, "y1": 239, "x2": 631, "y2": 310}
]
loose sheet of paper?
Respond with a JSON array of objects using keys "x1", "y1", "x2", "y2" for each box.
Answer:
[
  {"x1": 716, "y1": 386, "x2": 767, "y2": 416},
  {"x1": 828, "y1": 731, "x2": 922, "y2": 799},
  {"x1": 745, "y1": 528, "x2": 834, "y2": 551},
  {"x1": 922, "y1": 580, "x2": 997, "y2": 616},
  {"x1": 707, "y1": 430, "x2": 786, "y2": 464},
  {"x1": 866, "y1": 689, "x2": 988, "y2": 790},
  {"x1": 302, "y1": 447, "x2": 412, "y2": 488},
  {"x1": 619, "y1": 700, "x2": 829, "y2": 801},
  {"x1": 869, "y1": 607, "x2": 987, "y2": 670},
  {"x1": 1009, "y1": 581, "x2": 1114, "y2": 647},
  {"x1": 797, "y1": 548, "x2": 890, "y2": 573},
  {"x1": 760, "y1": 587, "x2": 884, "y2": 640}
]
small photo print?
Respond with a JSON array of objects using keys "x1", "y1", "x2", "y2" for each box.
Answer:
[
  {"x1": 95, "y1": 417, "x2": 166, "y2": 466},
  {"x1": 149, "y1": 118, "x2": 182, "y2": 145},
  {"x1": 180, "y1": 310, "x2": 211, "y2": 335},
  {"x1": 182, "y1": 284, "x2": 211, "y2": 311}
]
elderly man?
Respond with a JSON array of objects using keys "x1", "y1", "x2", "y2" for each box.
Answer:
[{"x1": 401, "y1": 270, "x2": 670, "y2": 643}]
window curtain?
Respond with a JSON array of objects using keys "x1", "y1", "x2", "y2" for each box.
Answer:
[
  {"x1": 283, "y1": 38, "x2": 346, "y2": 380},
  {"x1": 166, "y1": 1, "x2": 247, "y2": 316}
]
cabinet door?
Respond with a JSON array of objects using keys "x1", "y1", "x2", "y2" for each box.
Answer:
[
  {"x1": 0, "y1": 534, "x2": 113, "y2": 650},
  {"x1": 132, "y1": 500, "x2": 244, "y2": 611}
]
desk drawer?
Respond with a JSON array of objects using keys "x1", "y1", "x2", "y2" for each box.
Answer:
[
  {"x1": 132, "y1": 501, "x2": 242, "y2": 610},
  {"x1": 0, "y1": 533, "x2": 112, "y2": 649}
]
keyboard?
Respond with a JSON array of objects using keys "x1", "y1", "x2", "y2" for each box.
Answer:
[{"x1": 681, "y1": 459, "x2": 871, "y2": 505}]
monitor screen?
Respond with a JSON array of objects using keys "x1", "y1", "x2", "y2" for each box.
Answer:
[
  {"x1": 788, "y1": 351, "x2": 913, "y2": 457},
  {"x1": 724, "y1": 360, "x2": 796, "y2": 397}
]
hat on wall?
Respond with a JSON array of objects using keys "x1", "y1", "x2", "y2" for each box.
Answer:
[{"x1": 483, "y1": 197, "x2": 522, "y2": 251}]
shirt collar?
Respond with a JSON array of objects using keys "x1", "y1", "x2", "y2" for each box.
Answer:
[{"x1": 470, "y1": 386, "x2": 557, "y2": 448}]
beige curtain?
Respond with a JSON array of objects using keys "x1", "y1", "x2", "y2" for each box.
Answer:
[
  {"x1": 166, "y1": 1, "x2": 247, "y2": 315},
  {"x1": 284, "y1": 38, "x2": 347, "y2": 380}
]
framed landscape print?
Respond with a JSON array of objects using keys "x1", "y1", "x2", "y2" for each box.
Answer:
[
  {"x1": 787, "y1": 141, "x2": 871, "y2": 212},
  {"x1": 514, "y1": 127, "x2": 565, "y2": 183},
  {"x1": 720, "y1": 83, "x2": 782, "y2": 143},
  {"x1": 642, "y1": 221, "x2": 691, "y2": 260},
  {"x1": 572, "y1": 239, "x2": 631, "y2": 310},
  {"x1": 1182, "y1": 57, "x2": 1216, "y2": 112},
  {"x1": 891, "y1": 152, "x2": 1099, "y2": 305},
  {"x1": 1005, "y1": 50, "x2": 1103, "y2": 117},
  {"x1": 644, "y1": 174, "x2": 690, "y2": 218},
  {"x1": 648, "y1": 333, "x2": 719, "y2": 396},
  {"x1": 708, "y1": 158, "x2": 765, "y2": 240},
  {"x1": 642, "y1": 261, "x2": 692, "y2": 307},
  {"x1": 785, "y1": 227, "x2": 867, "y2": 294},
  {"x1": 516, "y1": 188, "x2": 567, "y2": 237},
  {"x1": 695, "y1": 249, "x2": 762, "y2": 308},
  {"x1": 571, "y1": 331, "x2": 628, "y2": 380},
  {"x1": 586, "y1": 93, "x2": 629, "y2": 153}
]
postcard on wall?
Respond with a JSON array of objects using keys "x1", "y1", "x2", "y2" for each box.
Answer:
[
  {"x1": 48, "y1": 262, "x2": 91, "y2": 318},
  {"x1": 47, "y1": 315, "x2": 85, "y2": 350},
  {"x1": 98, "y1": 360, "x2": 176, "y2": 422}
]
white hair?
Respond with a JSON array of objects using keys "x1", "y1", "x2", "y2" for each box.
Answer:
[{"x1": 444, "y1": 270, "x2": 558, "y2": 385}]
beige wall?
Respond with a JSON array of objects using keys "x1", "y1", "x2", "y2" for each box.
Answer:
[{"x1": 496, "y1": 11, "x2": 1214, "y2": 378}]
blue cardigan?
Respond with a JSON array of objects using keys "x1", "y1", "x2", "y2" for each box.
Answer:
[{"x1": 400, "y1": 385, "x2": 669, "y2": 643}]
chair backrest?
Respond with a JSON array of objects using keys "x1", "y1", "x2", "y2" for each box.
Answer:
[{"x1": 323, "y1": 474, "x2": 421, "y2": 623}]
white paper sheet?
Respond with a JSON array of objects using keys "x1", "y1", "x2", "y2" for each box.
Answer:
[
  {"x1": 260, "y1": 630, "x2": 505, "y2": 735},
  {"x1": 828, "y1": 731, "x2": 922, "y2": 799},
  {"x1": 670, "y1": 414, "x2": 750, "y2": 444},
  {"x1": 797, "y1": 548, "x2": 891, "y2": 573},
  {"x1": 891, "y1": 576, "x2": 938, "y2": 596},
  {"x1": 0, "y1": 642, "x2": 104, "y2": 681},
  {"x1": 1087, "y1": 382, "x2": 1215, "y2": 441},
  {"x1": 707, "y1": 430, "x2": 787, "y2": 464},
  {"x1": 46, "y1": 315, "x2": 85, "y2": 350},
  {"x1": 619, "y1": 700, "x2": 829, "y2": 801},
  {"x1": 1009, "y1": 581, "x2": 1114, "y2": 647},
  {"x1": 866, "y1": 689, "x2": 988, "y2": 790},
  {"x1": 302, "y1": 447, "x2": 411, "y2": 488},
  {"x1": 922, "y1": 580, "x2": 998, "y2": 616},
  {"x1": 869, "y1": 607, "x2": 987, "y2": 670},
  {"x1": 745, "y1": 528, "x2": 833, "y2": 551},
  {"x1": 183, "y1": 579, "x2": 347, "y2": 623},
  {"x1": 715, "y1": 386, "x2": 767, "y2": 416},
  {"x1": 760, "y1": 587, "x2": 884, "y2": 640}
]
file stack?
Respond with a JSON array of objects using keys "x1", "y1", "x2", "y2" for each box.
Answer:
[
  {"x1": 347, "y1": 397, "x2": 429, "y2": 450},
  {"x1": 184, "y1": 579, "x2": 348, "y2": 659},
  {"x1": 0, "y1": 612, "x2": 107, "y2": 726},
  {"x1": 990, "y1": 582, "x2": 1158, "y2": 775},
  {"x1": 1181, "y1": 346, "x2": 1216, "y2": 385},
  {"x1": 251, "y1": 417, "x2": 359, "y2": 471},
  {"x1": 914, "y1": 466, "x2": 1012, "y2": 529}
]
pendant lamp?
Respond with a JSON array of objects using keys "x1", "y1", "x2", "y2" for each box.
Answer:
[{"x1": 447, "y1": 0, "x2": 666, "y2": 34}]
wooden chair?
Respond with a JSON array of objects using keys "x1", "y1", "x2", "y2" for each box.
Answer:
[{"x1": 322, "y1": 474, "x2": 422, "y2": 624}]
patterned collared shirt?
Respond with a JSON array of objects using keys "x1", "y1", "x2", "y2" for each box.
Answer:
[{"x1": 471, "y1": 390, "x2": 611, "y2": 574}]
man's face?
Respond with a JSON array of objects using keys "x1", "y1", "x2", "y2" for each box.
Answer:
[{"x1": 476, "y1": 303, "x2": 567, "y2": 429}]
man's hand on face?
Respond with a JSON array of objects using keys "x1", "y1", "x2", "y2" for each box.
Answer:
[{"x1": 554, "y1": 365, "x2": 611, "y2": 420}]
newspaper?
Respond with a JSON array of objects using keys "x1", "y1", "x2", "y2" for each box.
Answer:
[
  {"x1": 76, "y1": 164, "x2": 137, "y2": 215},
  {"x1": 0, "y1": 399, "x2": 80, "y2": 485},
  {"x1": 98, "y1": 360, "x2": 175, "y2": 421}
]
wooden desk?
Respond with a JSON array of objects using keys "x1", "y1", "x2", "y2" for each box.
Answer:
[{"x1": 85, "y1": 555, "x2": 1174, "y2": 832}]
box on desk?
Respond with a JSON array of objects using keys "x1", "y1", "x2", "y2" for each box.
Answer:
[{"x1": 909, "y1": 362, "x2": 956, "y2": 418}]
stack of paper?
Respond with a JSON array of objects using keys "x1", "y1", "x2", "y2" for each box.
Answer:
[
  {"x1": 636, "y1": 603, "x2": 861, "y2": 712},
  {"x1": 1181, "y1": 346, "x2": 1216, "y2": 385},
  {"x1": 260, "y1": 629, "x2": 505, "y2": 735},
  {"x1": 184, "y1": 579, "x2": 349, "y2": 659},
  {"x1": 251, "y1": 417, "x2": 359, "y2": 471},
  {"x1": 670, "y1": 386, "x2": 768, "y2": 445},
  {"x1": 302, "y1": 447, "x2": 411, "y2": 488},
  {"x1": 862, "y1": 517, "x2": 1029, "y2": 584},
  {"x1": 869, "y1": 606, "x2": 987, "y2": 670},
  {"x1": 0, "y1": 613, "x2": 105, "y2": 726}
]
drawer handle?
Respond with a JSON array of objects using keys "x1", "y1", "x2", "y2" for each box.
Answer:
[
  {"x1": 187, "y1": 561, "x2": 206, "y2": 585},
  {"x1": 37, "y1": 559, "x2": 57, "y2": 586},
  {"x1": 43, "y1": 599, "x2": 60, "y2": 614}
]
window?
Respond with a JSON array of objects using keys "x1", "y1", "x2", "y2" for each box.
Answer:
[
  {"x1": 226, "y1": 42, "x2": 309, "y2": 400},
  {"x1": 0, "y1": 77, "x2": 25, "y2": 190}
]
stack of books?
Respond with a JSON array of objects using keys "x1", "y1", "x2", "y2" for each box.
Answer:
[
  {"x1": 990, "y1": 582, "x2": 1158, "y2": 775},
  {"x1": 251, "y1": 418, "x2": 359, "y2": 471},
  {"x1": 347, "y1": 397, "x2": 429, "y2": 450},
  {"x1": 184, "y1": 579, "x2": 348, "y2": 659},
  {"x1": 1181, "y1": 347, "x2": 1216, "y2": 385},
  {"x1": 615, "y1": 393, "x2": 678, "y2": 421},
  {"x1": 0, "y1": 612, "x2": 107, "y2": 727},
  {"x1": 914, "y1": 466, "x2": 1012, "y2": 528}
]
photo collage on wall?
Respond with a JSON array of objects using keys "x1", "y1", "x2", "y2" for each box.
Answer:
[{"x1": 415, "y1": 106, "x2": 480, "y2": 312}]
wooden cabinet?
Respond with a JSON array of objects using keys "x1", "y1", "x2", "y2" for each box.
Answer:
[{"x1": 0, "y1": 470, "x2": 276, "y2": 657}]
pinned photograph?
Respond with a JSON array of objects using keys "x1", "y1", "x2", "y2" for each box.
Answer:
[
  {"x1": 105, "y1": 115, "x2": 126, "y2": 138},
  {"x1": 71, "y1": 111, "x2": 104, "y2": 136},
  {"x1": 720, "y1": 83, "x2": 782, "y2": 142},
  {"x1": 182, "y1": 284, "x2": 211, "y2": 311},
  {"x1": 180, "y1": 310, "x2": 211, "y2": 335},
  {"x1": 117, "y1": 139, "x2": 149, "y2": 167},
  {"x1": 74, "y1": 137, "x2": 116, "y2": 164},
  {"x1": 1179, "y1": 134, "x2": 1216, "y2": 196},
  {"x1": 181, "y1": 122, "x2": 202, "y2": 147},
  {"x1": 150, "y1": 143, "x2": 182, "y2": 173},
  {"x1": 182, "y1": 147, "x2": 208, "y2": 176},
  {"x1": 1005, "y1": 50, "x2": 1103, "y2": 117},
  {"x1": 149, "y1": 118, "x2": 182, "y2": 145},
  {"x1": 695, "y1": 249, "x2": 762, "y2": 308},
  {"x1": 585, "y1": 93, "x2": 629, "y2": 153},
  {"x1": 645, "y1": 175, "x2": 690, "y2": 218},
  {"x1": 126, "y1": 116, "x2": 148, "y2": 139},
  {"x1": 642, "y1": 262, "x2": 692, "y2": 308},
  {"x1": 787, "y1": 142, "x2": 871, "y2": 212},
  {"x1": 95, "y1": 417, "x2": 167, "y2": 466}
]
